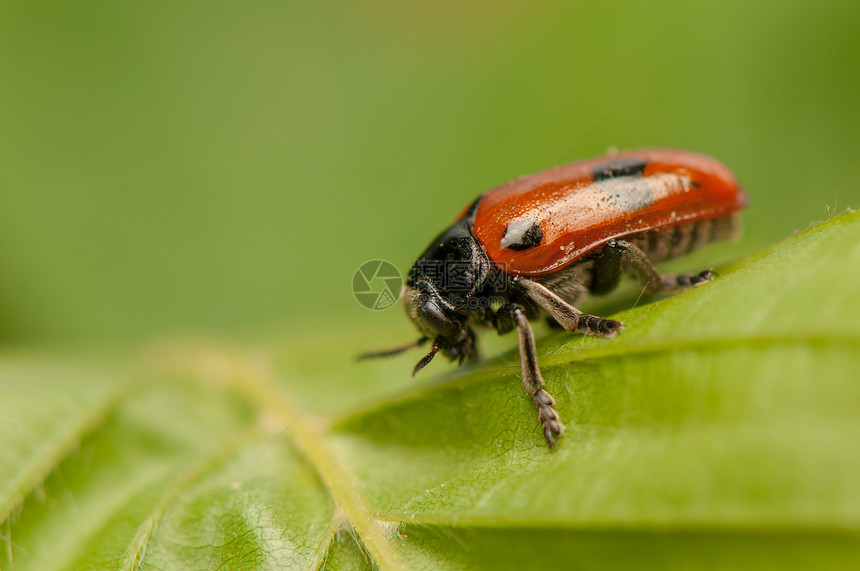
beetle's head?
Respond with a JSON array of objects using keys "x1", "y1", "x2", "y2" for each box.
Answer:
[
  {"x1": 401, "y1": 280, "x2": 477, "y2": 375},
  {"x1": 401, "y1": 218, "x2": 491, "y2": 373}
]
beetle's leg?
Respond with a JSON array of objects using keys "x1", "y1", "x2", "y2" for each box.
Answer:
[
  {"x1": 656, "y1": 268, "x2": 715, "y2": 293},
  {"x1": 512, "y1": 276, "x2": 624, "y2": 337},
  {"x1": 497, "y1": 303, "x2": 565, "y2": 446},
  {"x1": 595, "y1": 239, "x2": 715, "y2": 294},
  {"x1": 590, "y1": 238, "x2": 630, "y2": 295}
]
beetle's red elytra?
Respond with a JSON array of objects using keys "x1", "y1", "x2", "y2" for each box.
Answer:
[{"x1": 361, "y1": 148, "x2": 748, "y2": 446}]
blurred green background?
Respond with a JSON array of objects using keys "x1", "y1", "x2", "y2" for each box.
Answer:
[{"x1": 1, "y1": 0, "x2": 858, "y2": 344}]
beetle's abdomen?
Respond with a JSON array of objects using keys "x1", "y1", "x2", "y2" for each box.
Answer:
[{"x1": 630, "y1": 212, "x2": 741, "y2": 265}]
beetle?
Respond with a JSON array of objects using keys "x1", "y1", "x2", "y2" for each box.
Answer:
[{"x1": 361, "y1": 148, "x2": 748, "y2": 446}]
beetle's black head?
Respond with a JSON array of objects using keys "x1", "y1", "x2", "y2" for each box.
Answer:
[{"x1": 402, "y1": 217, "x2": 491, "y2": 373}]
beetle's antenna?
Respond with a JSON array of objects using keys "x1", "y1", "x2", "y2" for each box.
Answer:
[
  {"x1": 357, "y1": 337, "x2": 428, "y2": 361},
  {"x1": 412, "y1": 338, "x2": 443, "y2": 376}
]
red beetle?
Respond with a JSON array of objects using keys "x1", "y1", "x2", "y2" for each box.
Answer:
[{"x1": 363, "y1": 148, "x2": 748, "y2": 446}]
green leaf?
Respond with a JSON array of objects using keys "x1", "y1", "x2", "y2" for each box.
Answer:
[{"x1": 2, "y1": 212, "x2": 859, "y2": 570}]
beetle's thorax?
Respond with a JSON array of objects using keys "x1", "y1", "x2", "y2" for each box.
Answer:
[{"x1": 406, "y1": 217, "x2": 494, "y2": 302}]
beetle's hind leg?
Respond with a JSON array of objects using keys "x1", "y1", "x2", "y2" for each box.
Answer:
[
  {"x1": 496, "y1": 303, "x2": 565, "y2": 446},
  {"x1": 512, "y1": 276, "x2": 624, "y2": 338},
  {"x1": 657, "y1": 268, "x2": 715, "y2": 293},
  {"x1": 594, "y1": 239, "x2": 715, "y2": 295}
]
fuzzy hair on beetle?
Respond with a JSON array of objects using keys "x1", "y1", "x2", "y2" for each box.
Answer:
[{"x1": 360, "y1": 148, "x2": 748, "y2": 446}]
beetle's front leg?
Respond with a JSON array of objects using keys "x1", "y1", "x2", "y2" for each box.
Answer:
[{"x1": 497, "y1": 303, "x2": 564, "y2": 446}]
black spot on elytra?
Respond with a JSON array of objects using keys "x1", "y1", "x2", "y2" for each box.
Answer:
[
  {"x1": 592, "y1": 157, "x2": 648, "y2": 181},
  {"x1": 502, "y1": 219, "x2": 543, "y2": 250}
]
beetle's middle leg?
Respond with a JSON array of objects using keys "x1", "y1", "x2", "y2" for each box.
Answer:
[
  {"x1": 512, "y1": 276, "x2": 624, "y2": 337},
  {"x1": 496, "y1": 303, "x2": 565, "y2": 446},
  {"x1": 593, "y1": 239, "x2": 715, "y2": 295}
]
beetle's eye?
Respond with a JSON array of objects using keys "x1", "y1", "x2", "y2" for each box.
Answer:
[{"x1": 418, "y1": 299, "x2": 460, "y2": 337}]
